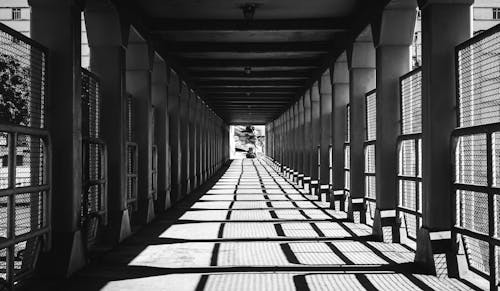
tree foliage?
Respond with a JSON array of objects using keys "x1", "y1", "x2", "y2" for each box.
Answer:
[{"x1": 0, "y1": 53, "x2": 30, "y2": 126}]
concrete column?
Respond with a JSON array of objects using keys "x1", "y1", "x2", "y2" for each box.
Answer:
[
  {"x1": 347, "y1": 32, "x2": 376, "y2": 223},
  {"x1": 330, "y1": 53, "x2": 349, "y2": 210},
  {"x1": 30, "y1": 0, "x2": 85, "y2": 275},
  {"x1": 415, "y1": 0, "x2": 473, "y2": 277},
  {"x1": 320, "y1": 70, "x2": 333, "y2": 201},
  {"x1": 126, "y1": 40, "x2": 154, "y2": 225},
  {"x1": 282, "y1": 109, "x2": 289, "y2": 175},
  {"x1": 207, "y1": 111, "x2": 213, "y2": 176},
  {"x1": 179, "y1": 82, "x2": 190, "y2": 197},
  {"x1": 151, "y1": 55, "x2": 171, "y2": 212},
  {"x1": 84, "y1": 0, "x2": 131, "y2": 245},
  {"x1": 195, "y1": 97, "x2": 202, "y2": 188},
  {"x1": 371, "y1": 0, "x2": 417, "y2": 242},
  {"x1": 292, "y1": 102, "x2": 300, "y2": 182},
  {"x1": 310, "y1": 82, "x2": 321, "y2": 197},
  {"x1": 297, "y1": 97, "x2": 305, "y2": 186},
  {"x1": 167, "y1": 71, "x2": 182, "y2": 203},
  {"x1": 303, "y1": 90, "x2": 312, "y2": 189},
  {"x1": 188, "y1": 91, "x2": 197, "y2": 191}
]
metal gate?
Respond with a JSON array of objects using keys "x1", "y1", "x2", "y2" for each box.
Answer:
[
  {"x1": 80, "y1": 68, "x2": 107, "y2": 248},
  {"x1": 364, "y1": 90, "x2": 376, "y2": 224},
  {"x1": 454, "y1": 24, "x2": 500, "y2": 290},
  {"x1": 0, "y1": 23, "x2": 50, "y2": 288},
  {"x1": 397, "y1": 68, "x2": 422, "y2": 243}
]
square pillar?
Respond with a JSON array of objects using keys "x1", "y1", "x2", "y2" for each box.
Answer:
[
  {"x1": 297, "y1": 97, "x2": 305, "y2": 187},
  {"x1": 167, "y1": 71, "x2": 182, "y2": 203},
  {"x1": 30, "y1": 0, "x2": 86, "y2": 276},
  {"x1": 84, "y1": 0, "x2": 131, "y2": 245},
  {"x1": 310, "y1": 82, "x2": 321, "y2": 197},
  {"x1": 330, "y1": 55, "x2": 349, "y2": 210},
  {"x1": 415, "y1": 0, "x2": 473, "y2": 278},
  {"x1": 371, "y1": 2, "x2": 417, "y2": 242},
  {"x1": 347, "y1": 40, "x2": 376, "y2": 223},
  {"x1": 320, "y1": 70, "x2": 333, "y2": 201},
  {"x1": 151, "y1": 56, "x2": 171, "y2": 211},
  {"x1": 179, "y1": 82, "x2": 190, "y2": 197},
  {"x1": 126, "y1": 42, "x2": 155, "y2": 225},
  {"x1": 303, "y1": 90, "x2": 312, "y2": 190}
]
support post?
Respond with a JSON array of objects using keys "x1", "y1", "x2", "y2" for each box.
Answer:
[
  {"x1": 415, "y1": 0, "x2": 473, "y2": 278},
  {"x1": 347, "y1": 32, "x2": 376, "y2": 223},
  {"x1": 30, "y1": 0, "x2": 85, "y2": 276},
  {"x1": 371, "y1": 0, "x2": 417, "y2": 242},
  {"x1": 320, "y1": 70, "x2": 333, "y2": 201},
  {"x1": 330, "y1": 53, "x2": 349, "y2": 210}
]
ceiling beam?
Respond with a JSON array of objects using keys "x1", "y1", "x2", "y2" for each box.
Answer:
[
  {"x1": 162, "y1": 42, "x2": 332, "y2": 53},
  {"x1": 190, "y1": 71, "x2": 312, "y2": 79},
  {"x1": 181, "y1": 58, "x2": 321, "y2": 68},
  {"x1": 149, "y1": 18, "x2": 352, "y2": 32}
]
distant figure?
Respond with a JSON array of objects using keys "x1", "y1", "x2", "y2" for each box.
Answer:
[{"x1": 246, "y1": 147, "x2": 256, "y2": 158}]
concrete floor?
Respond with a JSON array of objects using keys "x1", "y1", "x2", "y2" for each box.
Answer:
[{"x1": 18, "y1": 158, "x2": 481, "y2": 291}]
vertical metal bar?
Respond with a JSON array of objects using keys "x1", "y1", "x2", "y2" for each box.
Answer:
[
  {"x1": 486, "y1": 132, "x2": 495, "y2": 290},
  {"x1": 6, "y1": 132, "x2": 16, "y2": 285}
]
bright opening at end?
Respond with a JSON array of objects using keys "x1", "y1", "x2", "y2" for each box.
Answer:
[{"x1": 229, "y1": 125, "x2": 265, "y2": 159}]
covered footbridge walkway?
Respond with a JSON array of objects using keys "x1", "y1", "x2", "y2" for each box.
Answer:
[{"x1": 0, "y1": 0, "x2": 498, "y2": 290}]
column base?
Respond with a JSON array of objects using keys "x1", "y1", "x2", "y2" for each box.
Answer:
[
  {"x1": 309, "y1": 180, "x2": 319, "y2": 200},
  {"x1": 372, "y1": 208, "x2": 400, "y2": 243},
  {"x1": 303, "y1": 177, "x2": 311, "y2": 192},
  {"x1": 184, "y1": 179, "x2": 191, "y2": 196},
  {"x1": 297, "y1": 174, "x2": 304, "y2": 188},
  {"x1": 165, "y1": 187, "x2": 172, "y2": 209},
  {"x1": 414, "y1": 227, "x2": 467, "y2": 278},
  {"x1": 140, "y1": 197, "x2": 155, "y2": 224},
  {"x1": 347, "y1": 197, "x2": 366, "y2": 224},
  {"x1": 329, "y1": 190, "x2": 346, "y2": 211},
  {"x1": 193, "y1": 174, "x2": 198, "y2": 190},
  {"x1": 293, "y1": 172, "x2": 299, "y2": 183},
  {"x1": 319, "y1": 184, "x2": 330, "y2": 202},
  {"x1": 37, "y1": 230, "x2": 86, "y2": 277}
]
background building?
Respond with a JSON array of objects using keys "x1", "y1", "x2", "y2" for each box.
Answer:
[{"x1": 0, "y1": 0, "x2": 90, "y2": 68}]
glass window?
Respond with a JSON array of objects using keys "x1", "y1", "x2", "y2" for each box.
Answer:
[
  {"x1": 493, "y1": 8, "x2": 500, "y2": 20},
  {"x1": 11, "y1": 8, "x2": 21, "y2": 20}
]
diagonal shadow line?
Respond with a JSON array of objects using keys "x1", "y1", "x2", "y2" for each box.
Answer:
[
  {"x1": 195, "y1": 274, "x2": 209, "y2": 291},
  {"x1": 355, "y1": 273, "x2": 378, "y2": 290},
  {"x1": 325, "y1": 242, "x2": 354, "y2": 265},
  {"x1": 279, "y1": 243, "x2": 301, "y2": 265},
  {"x1": 293, "y1": 274, "x2": 311, "y2": 291}
]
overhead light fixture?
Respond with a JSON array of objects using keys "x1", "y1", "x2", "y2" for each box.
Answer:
[
  {"x1": 244, "y1": 66, "x2": 252, "y2": 75},
  {"x1": 245, "y1": 92, "x2": 251, "y2": 97},
  {"x1": 241, "y1": 3, "x2": 257, "y2": 21}
]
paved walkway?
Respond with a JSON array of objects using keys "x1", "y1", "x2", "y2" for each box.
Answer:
[{"x1": 22, "y1": 158, "x2": 479, "y2": 290}]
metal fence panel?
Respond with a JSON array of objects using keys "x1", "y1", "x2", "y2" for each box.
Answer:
[
  {"x1": 398, "y1": 68, "x2": 422, "y2": 243},
  {"x1": 0, "y1": 22, "x2": 50, "y2": 288},
  {"x1": 454, "y1": 23, "x2": 500, "y2": 289}
]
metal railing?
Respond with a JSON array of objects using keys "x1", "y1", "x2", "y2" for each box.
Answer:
[
  {"x1": 364, "y1": 90, "x2": 376, "y2": 223},
  {"x1": 0, "y1": 22, "x2": 51, "y2": 288},
  {"x1": 453, "y1": 23, "x2": 500, "y2": 290},
  {"x1": 397, "y1": 68, "x2": 423, "y2": 242},
  {"x1": 80, "y1": 68, "x2": 107, "y2": 248}
]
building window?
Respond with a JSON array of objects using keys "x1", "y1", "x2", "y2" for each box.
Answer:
[
  {"x1": 494, "y1": 8, "x2": 500, "y2": 20},
  {"x1": 12, "y1": 8, "x2": 21, "y2": 20}
]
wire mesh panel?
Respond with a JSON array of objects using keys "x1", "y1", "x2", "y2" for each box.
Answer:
[
  {"x1": 398, "y1": 68, "x2": 422, "y2": 242},
  {"x1": 126, "y1": 95, "x2": 138, "y2": 211},
  {"x1": 454, "y1": 24, "x2": 500, "y2": 289},
  {"x1": 0, "y1": 23, "x2": 50, "y2": 288},
  {"x1": 151, "y1": 145, "x2": 158, "y2": 200},
  {"x1": 364, "y1": 91, "x2": 376, "y2": 226},
  {"x1": 344, "y1": 105, "x2": 350, "y2": 193},
  {"x1": 80, "y1": 69, "x2": 107, "y2": 248}
]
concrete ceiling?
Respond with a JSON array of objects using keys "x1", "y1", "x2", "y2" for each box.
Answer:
[{"x1": 119, "y1": 0, "x2": 389, "y2": 124}]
